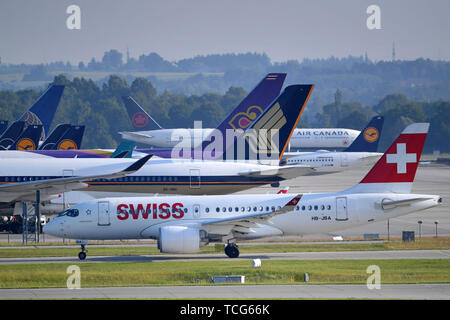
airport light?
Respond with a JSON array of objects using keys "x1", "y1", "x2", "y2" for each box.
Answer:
[
  {"x1": 434, "y1": 220, "x2": 439, "y2": 238},
  {"x1": 417, "y1": 220, "x2": 423, "y2": 238}
]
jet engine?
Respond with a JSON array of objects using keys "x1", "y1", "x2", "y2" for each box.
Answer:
[{"x1": 158, "y1": 225, "x2": 204, "y2": 253}]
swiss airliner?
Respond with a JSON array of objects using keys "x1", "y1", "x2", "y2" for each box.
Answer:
[{"x1": 44, "y1": 123, "x2": 441, "y2": 259}]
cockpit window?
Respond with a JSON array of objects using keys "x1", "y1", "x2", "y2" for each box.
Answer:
[{"x1": 58, "y1": 209, "x2": 79, "y2": 217}]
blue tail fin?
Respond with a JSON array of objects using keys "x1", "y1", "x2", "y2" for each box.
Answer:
[
  {"x1": 0, "y1": 121, "x2": 8, "y2": 135},
  {"x1": 18, "y1": 85, "x2": 65, "y2": 138},
  {"x1": 38, "y1": 124, "x2": 71, "y2": 150},
  {"x1": 202, "y1": 73, "x2": 286, "y2": 156},
  {"x1": 9, "y1": 125, "x2": 43, "y2": 150},
  {"x1": 122, "y1": 96, "x2": 162, "y2": 131},
  {"x1": 344, "y1": 116, "x2": 384, "y2": 152},
  {"x1": 0, "y1": 121, "x2": 25, "y2": 150},
  {"x1": 222, "y1": 84, "x2": 314, "y2": 161},
  {"x1": 55, "y1": 125, "x2": 85, "y2": 150},
  {"x1": 110, "y1": 140, "x2": 135, "y2": 158}
]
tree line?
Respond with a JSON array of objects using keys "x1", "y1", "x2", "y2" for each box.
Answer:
[{"x1": 0, "y1": 74, "x2": 448, "y2": 153}]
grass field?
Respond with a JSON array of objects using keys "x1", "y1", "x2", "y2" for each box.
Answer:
[
  {"x1": 0, "y1": 237, "x2": 448, "y2": 258},
  {"x1": 0, "y1": 259, "x2": 448, "y2": 289}
]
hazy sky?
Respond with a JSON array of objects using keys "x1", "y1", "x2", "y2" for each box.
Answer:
[{"x1": 0, "y1": 0, "x2": 449, "y2": 64}]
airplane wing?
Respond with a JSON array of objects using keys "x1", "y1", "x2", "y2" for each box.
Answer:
[
  {"x1": 238, "y1": 165, "x2": 313, "y2": 179},
  {"x1": 119, "y1": 131, "x2": 153, "y2": 139},
  {"x1": 201, "y1": 194, "x2": 302, "y2": 229},
  {"x1": 0, "y1": 154, "x2": 152, "y2": 194}
]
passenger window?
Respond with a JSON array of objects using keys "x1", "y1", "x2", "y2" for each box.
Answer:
[
  {"x1": 216, "y1": 207, "x2": 220, "y2": 213},
  {"x1": 205, "y1": 207, "x2": 209, "y2": 213},
  {"x1": 222, "y1": 207, "x2": 226, "y2": 212}
]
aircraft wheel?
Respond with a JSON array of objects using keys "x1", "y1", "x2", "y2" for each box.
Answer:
[
  {"x1": 225, "y1": 243, "x2": 239, "y2": 258},
  {"x1": 78, "y1": 251, "x2": 87, "y2": 260}
]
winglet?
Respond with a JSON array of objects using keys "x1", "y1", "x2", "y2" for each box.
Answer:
[{"x1": 122, "y1": 154, "x2": 153, "y2": 173}]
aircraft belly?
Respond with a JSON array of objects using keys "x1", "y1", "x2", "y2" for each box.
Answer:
[{"x1": 82, "y1": 183, "x2": 261, "y2": 195}]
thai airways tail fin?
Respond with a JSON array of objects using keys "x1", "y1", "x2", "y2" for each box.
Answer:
[
  {"x1": 18, "y1": 85, "x2": 65, "y2": 139},
  {"x1": 0, "y1": 121, "x2": 26, "y2": 150},
  {"x1": 38, "y1": 123, "x2": 71, "y2": 150},
  {"x1": 222, "y1": 84, "x2": 314, "y2": 161},
  {"x1": 110, "y1": 140, "x2": 135, "y2": 158},
  {"x1": 0, "y1": 121, "x2": 8, "y2": 135},
  {"x1": 9, "y1": 125, "x2": 43, "y2": 150},
  {"x1": 344, "y1": 116, "x2": 384, "y2": 152},
  {"x1": 347, "y1": 123, "x2": 429, "y2": 194},
  {"x1": 122, "y1": 96, "x2": 162, "y2": 131},
  {"x1": 55, "y1": 125, "x2": 85, "y2": 150}
]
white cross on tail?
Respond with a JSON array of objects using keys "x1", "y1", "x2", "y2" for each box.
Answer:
[{"x1": 386, "y1": 143, "x2": 416, "y2": 174}]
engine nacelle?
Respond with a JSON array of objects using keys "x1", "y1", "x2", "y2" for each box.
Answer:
[{"x1": 158, "y1": 226, "x2": 201, "y2": 253}]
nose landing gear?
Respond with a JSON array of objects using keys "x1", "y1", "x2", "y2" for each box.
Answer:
[{"x1": 76, "y1": 240, "x2": 88, "y2": 260}]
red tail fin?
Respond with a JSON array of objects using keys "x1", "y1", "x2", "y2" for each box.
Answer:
[{"x1": 350, "y1": 123, "x2": 429, "y2": 193}]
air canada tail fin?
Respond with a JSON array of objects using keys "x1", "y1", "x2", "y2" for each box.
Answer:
[
  {"x1": 39, "y1": 123, "x2": 71, "y2": 150},
  {"x1": 0, "y1": 121, "x2": 25, "y2": 150},
  {"x1": 0, "y1": 121, "x2": 8, "y2": 135},
  {"x1": 9, "y1": 125, "x2": 43, "y2": 150},
  {"x1": 221, "y1": 84, "x2": 314, "y2": 161},
  {"x1": 347, "y1": 123, "x2": 429, "y2": 194},
  {"x1": 55, "y1": 125, "x2": 85, "y2": 150},
  {"x1": 344, "y1": 116, "x2": 384, "y2": 152},
  {"x1": 18, "y1": 85, "x2": 65, "y2": 138},
  {"x1": 110, "y1": 140, "x2": 135, "y2": 158},
  {"x1": 122, "y1": 96, "x2": 162, "y2": 131}
]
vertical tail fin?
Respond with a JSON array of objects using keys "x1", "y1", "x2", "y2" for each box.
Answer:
[
  {"x1": 122, "y1": 96, "x2": 162, "y2": 131},
  {"x1": 344, "y1": 116, "x2": 384, "y2": 152},
  {"x1": 9, "y1": 125, "x2": 43, "y2": 150},
  {"x1": 348, "y1": 123, "x2": 429, "y2": 194},
  {"x1": 38, "y1": 123, "x2": 71, "y2": 150},
  {"x1": 202, "y1": 73, "x2": 286, "y2": 158},
  {"x1": 110, "y1": 140, "x2": 135, "y2": 158},
  {"x1": 0, "y1": 121, "x2": 8, "y2": 135},
  {"x1": 18, "y1": 85, "x2": 65, "y2": 138},
  {"x1": 55, "y1": 125, "x2": 85, "y2": 150},
  {"x1": 222, "y1": 84, "x2": 314, "y2": 161},
  {"x1": 0, "y1": 121, "x2": 25, "y2": 150}
]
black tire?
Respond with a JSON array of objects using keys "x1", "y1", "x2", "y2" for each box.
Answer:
[
  {"x1": 225, "y1": 244, "x2": 239, "y2": 258},
  {"x1": 78, "y1": 252, "x2": 87, "y2": 260}
]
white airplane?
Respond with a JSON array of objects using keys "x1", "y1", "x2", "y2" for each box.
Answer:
[
  {"x1": 0, "y1": 85, "x2": 315, "y2": 215},
  {"x1": 282, "y1": 116, "x2": 384, "y2": 174},
  {"x1": 44, "y1": 123, "x2": 441, "y2": 259},
  {"x1": 120, "y1": 92, "x2": 358, "y2": 150}
]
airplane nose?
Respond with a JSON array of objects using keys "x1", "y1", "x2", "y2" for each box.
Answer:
[{"x1": 43, "y1": 220, "x2": 58, "y2": 236}]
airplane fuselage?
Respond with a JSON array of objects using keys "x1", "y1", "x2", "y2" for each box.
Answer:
[
  {"x1": 44, "y1": 192, "x2": 440, "y2": 243},
  {"x1": 283, "y1": 151, "x2": 383, "y2": 173},
  {"x1": 120, "y1": 128, "x2": 360, "y2": 150}
]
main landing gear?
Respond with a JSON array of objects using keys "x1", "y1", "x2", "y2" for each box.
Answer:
[{"x1": 224, "y1": 243, "x2": 239, "y2": 258}]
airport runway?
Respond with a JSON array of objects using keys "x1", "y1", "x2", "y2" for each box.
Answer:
[
  {"x1": 0, "y1": 249, "x2": 449, "y2": 264},
  {"x1": 1, "y1": 283, "x2": 449, "y2": 299}
]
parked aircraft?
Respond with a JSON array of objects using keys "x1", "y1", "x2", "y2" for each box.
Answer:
[
  {"x1": 0, "y1": 85, "x2": 314, "y2": 216},
  {"x1": 43, "y1": 122, "x2": 441, "y2": 259},
  {"x1": 282, "y1": 116, "x2": 384, "y2": 173},
  {"x1": 120, "y1": 73, "x2": 286, "y2": 150},
  {"x1": 121, "y1": 87, "x2": 358, "y2": 150}
]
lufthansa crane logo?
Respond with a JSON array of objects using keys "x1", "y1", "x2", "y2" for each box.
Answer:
[
  {"x1": 58, "y1": 139, "x2": 78, "y2": 150},
  {"x1": 16, "y1": 138, "x2": 36, "y2": 150},
  {"x1": 364, "y1": 127, "x2": 379, "y2": 143},
  {"x1": 132, "y1": 112, "x2": 149, "y2": 129},
  {"x1": 228, "y1": 105, "x2": 263, "y2": 131}
]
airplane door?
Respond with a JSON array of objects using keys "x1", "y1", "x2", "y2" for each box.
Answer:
[
  {"x1": 190, "y1": 169, "x2": 201, "y2": 189},
  {"x1": 341, "y1": 154, "x2": 348, "y2": 167},
  {"x1": 193, "y1": 204, "x2": 201, "y2": 218},
  {"x1": 336, "y1": 197, "x2": 348, "y2": 221},
  {"x1": 98, "y1": 201, "x2": 110, "y2": 226}
]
